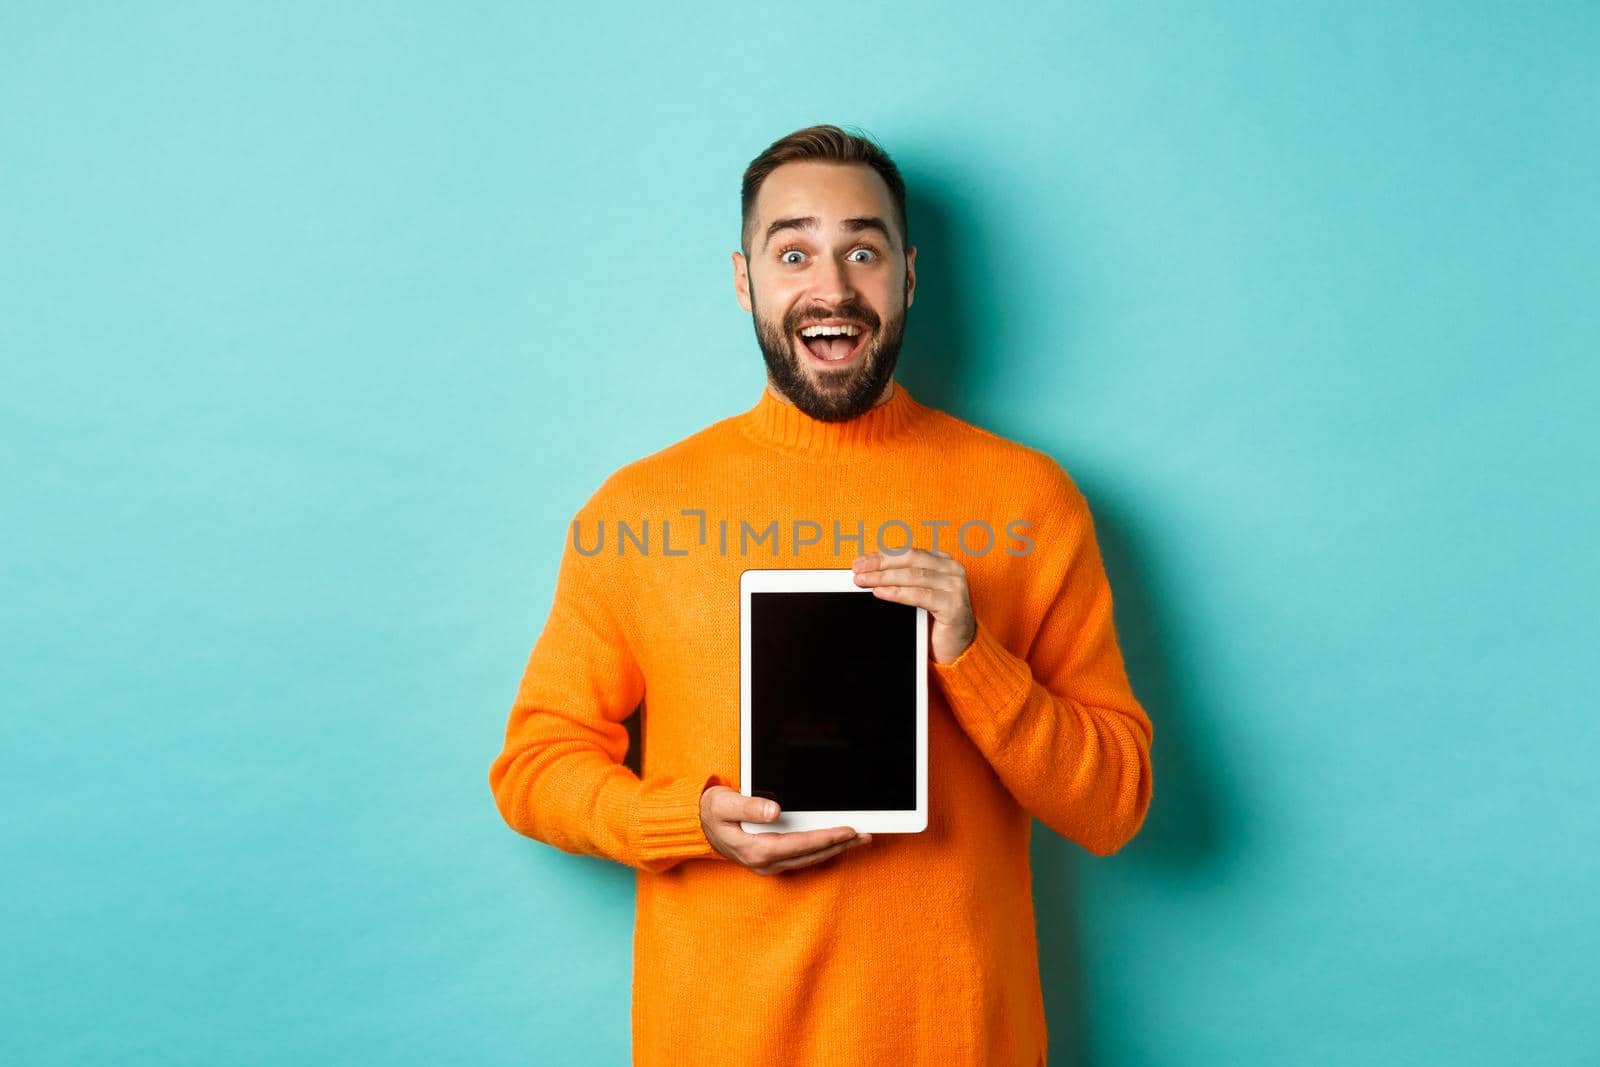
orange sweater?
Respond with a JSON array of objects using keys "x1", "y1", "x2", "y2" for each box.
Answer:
[{"x1": 489, "y1": 381, "x2": 1153, "y2": 1066}]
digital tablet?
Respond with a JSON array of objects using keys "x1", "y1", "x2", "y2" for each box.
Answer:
[{"x1": 739, "y1": 568, "x2": 928, "y2": 835}]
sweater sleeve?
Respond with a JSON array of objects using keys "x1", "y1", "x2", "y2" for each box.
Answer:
[
  {"x1": 931, "y1": 471, "x2": 1154, "y2": 856},
  {"x1": 488, "y1": 497, "x2": 727, "y2": 873}
]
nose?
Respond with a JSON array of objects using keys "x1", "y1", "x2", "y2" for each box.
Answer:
[{"x1": 810, "y1": 252, "x2": 856, "y2": 306}]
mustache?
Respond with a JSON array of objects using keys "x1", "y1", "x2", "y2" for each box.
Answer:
[{"x1": 787, "y1": 303, "x2": 881, "y2": 332}]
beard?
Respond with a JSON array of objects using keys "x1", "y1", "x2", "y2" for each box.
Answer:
[{"x1": 749, "y1": 278, "x2": 908, "y2": 423}]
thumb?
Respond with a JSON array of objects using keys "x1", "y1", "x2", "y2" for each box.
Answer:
[{"x1": 737, "y1": 793, "x2": 780, "y2": 823}]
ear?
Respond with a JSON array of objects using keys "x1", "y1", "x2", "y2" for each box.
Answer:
[
  {"x1": 905, "y1": 245, "x2": 917, "y2": 308},
  {"x1": 732, "y1": 251, "x2": 752, "y2": 313}
]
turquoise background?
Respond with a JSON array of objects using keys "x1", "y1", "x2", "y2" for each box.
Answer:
[{"x1": 4, "y1": 3, "x2": 1596, "y2": 1064}]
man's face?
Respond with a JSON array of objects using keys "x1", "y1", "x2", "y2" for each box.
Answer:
[{"x1": 734, "y1": 161, "x2": 917, "y2": 422}]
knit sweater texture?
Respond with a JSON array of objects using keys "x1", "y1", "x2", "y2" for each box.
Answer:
[{"x1": 488, "y1": 380, "x2": 1154, "y2": 1066}]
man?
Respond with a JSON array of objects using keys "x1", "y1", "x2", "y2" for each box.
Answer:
[{"x1": 489, "y1": 124, "x2": 1154, "y2": 1066}]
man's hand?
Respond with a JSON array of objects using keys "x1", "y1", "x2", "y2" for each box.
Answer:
[
  {"x1": 853, "y1": 548, "x2": 977, "y2": 665},
  {"x1": 700, "y1": 786, "x2": 871, "y2": 876}
]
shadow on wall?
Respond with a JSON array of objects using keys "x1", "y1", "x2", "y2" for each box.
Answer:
[
  {"x1": 900, "y1": 170, "x2": 1223, "y2": 1066},
  {"x1": 897, "y1": 184, "x2": 982, "y2": 413},
  {"x1": 1030, "y1": 488, "x2": 1224, "y2": 1067}
]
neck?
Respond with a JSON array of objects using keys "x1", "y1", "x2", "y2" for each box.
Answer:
[{"x1": 740, "y1": 377, "x2": 922, "y2": 457}]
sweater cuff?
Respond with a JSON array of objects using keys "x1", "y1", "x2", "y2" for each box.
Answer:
[
  {"x1": 634, "y1": 773, "x2": 728, "y2": 871},
  {"x1": 931, "y1": 618, "x2": 1033, "y2": 744}
]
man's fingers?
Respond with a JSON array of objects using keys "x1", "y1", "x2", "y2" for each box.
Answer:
[
  {"x1": 865, "y1": 565, "x2": 958, "y2": 587},
  {"x1": 866, "y1": 582, "x2": 945, "y2": 617},
  {"x1": 744, "y1": 826, "x2": 858, "y2": 867},
  {"x1": 856, "y1": 549, "x2": 959, "y2": 574},
  {"x1": 701, "y1": 791, "x2": 870, "y2": 873},
  {"x1": 756, "y1": 834, "x2": 873, "y2": 875}
]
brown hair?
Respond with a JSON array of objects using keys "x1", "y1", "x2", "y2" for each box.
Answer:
[{"x1": 740, "y1": 124, "x2": 909, "y2": 257}]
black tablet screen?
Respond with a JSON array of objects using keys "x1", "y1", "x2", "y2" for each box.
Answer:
[{"x1": 749, "y1": 591, "x2": 918, "y2": 812}]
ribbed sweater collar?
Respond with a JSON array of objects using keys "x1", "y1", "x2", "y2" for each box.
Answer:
[{"x1": 738, "y1": 379, "x2": 925, "y2": 458}]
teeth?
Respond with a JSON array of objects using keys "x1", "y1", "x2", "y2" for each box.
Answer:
[{"x1": 799, "y1": 324, "x2": 862, "y2": 338}]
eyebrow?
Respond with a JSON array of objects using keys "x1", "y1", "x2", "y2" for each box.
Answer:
[{"x1": 762, "y1": 215, "x2": 894, "y2": 251}]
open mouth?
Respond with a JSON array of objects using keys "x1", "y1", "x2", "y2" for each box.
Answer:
[{"x1": 794, "y1": 322, "x2": 871, "y2": 366}]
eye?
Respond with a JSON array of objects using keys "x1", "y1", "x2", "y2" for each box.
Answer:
[
  {"x1": 779, "y1": 249, "x2": 806, "y2": 265},
  {"x1": 848, "y1": 248, "x2": 878, "y2": 263}
]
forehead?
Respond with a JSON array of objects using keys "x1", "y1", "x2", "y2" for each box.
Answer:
[{"x1": 753, "y1": 161, "x2": 897, "y2": 234}]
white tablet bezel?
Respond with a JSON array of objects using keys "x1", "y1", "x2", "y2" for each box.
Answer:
[{"x1": 739, "y1": 567, "x2": 928, "y2": 835}]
